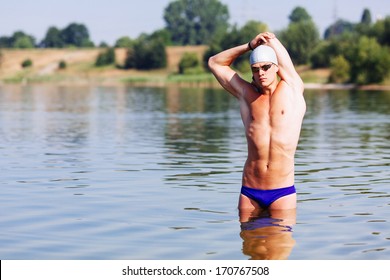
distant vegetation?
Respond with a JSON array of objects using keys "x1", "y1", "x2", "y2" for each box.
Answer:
[{"x1": 0, "y1": 0, "x2": 389, "y2": 85}]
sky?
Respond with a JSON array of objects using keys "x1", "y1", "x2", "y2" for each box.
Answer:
[{"x1": 0, "y1": 0, "x2": 389, "y2": 45}]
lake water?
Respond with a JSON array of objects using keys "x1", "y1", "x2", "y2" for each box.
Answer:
[{"x1": 0, "y1": 84, "x2": 389, "y2": 260}]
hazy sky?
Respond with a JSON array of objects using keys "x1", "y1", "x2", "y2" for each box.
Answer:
[{"x1": 0, "y1": 0, "x2": 388, "y2": 44}]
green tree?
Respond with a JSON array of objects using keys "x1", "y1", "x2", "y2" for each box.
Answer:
[
  {"x1": 279, "y1": 8, "x2": 319, "y2": 65},
  {"x1": 348, "y1": 36, "x2": 390, "y2": 84},
  {"x1": 149, "y1": 29, "x2": 172, "y2": 46},
  {"x1": 361, "y1": 8, "x2": 372, "y2": 25},
  {"x1": 355, "y1": 9, "x2": 373, "y2": 36},
  {"x1": 95, "y1": 47, "x2": 116, "y2": 67},
  {"x1": 10, "y1": 31, "x2": 36, "y2": 48},
  {"x1": 0, "y1": 37, "x2": 11, "y2": 48},
  {"x1": 41, "y1": 26, "x2": 64, "y2": 48},
  {"x1": 371, "y1": 16, "x2": 390, "y2": 46},
  {"x1": 178, "y1": 52, "x2": 200, "y2": 74},
  {"x1": 289, "y1": 6, "x2": 312, "y2": 23},
  {"x1": 60, "y1": 23, "x2": 94, "y2": 47},
  {"x1": 163, "y1": 0, "x2": 229, "y2": 45},
  {"x1": 329, "y1": 55, "x2": 350, "y2": 83},
  {"x1": 115, "y1": 36, "x2": 135, "y2": 48},
  {"x1": 125, "y1": 37, "x2": 167, "y2": 70},
  {"x1": 324, "y1": 19, "x2": 355, "y2": 39}
]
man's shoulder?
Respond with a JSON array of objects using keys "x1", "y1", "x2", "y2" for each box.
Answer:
[{"x1": 278, "y1": 79, "x2": 304, "y2": 95}]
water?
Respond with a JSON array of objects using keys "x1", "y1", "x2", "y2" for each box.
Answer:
[{"x1": 0, "y1": 84, "x2": 389, "y2": 260}]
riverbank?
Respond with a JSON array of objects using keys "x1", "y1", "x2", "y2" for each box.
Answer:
[{"x1": 1, "y1": 47, "x2": 389, "y2": 90}]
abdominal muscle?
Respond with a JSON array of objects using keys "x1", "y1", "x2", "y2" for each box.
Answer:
[{"x1": 242, "y1": 133, "x2": 296, "y2": 190}]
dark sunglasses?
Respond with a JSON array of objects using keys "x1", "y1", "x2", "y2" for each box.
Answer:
[{"x1": 251, "y1": 64, "x2": 273, "y2": 73}]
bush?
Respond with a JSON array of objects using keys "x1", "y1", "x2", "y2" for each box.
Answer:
[
  {"x1": 329, "y1": 55, "x2": 350, "y2": 83},
  {"x1": 95, "y1": 47, "x2": 116, "y2": 67},
  {"x1": 58, "y1": 60, "x2": 67, "y2": 69},
  {"x1": 21, "y1": 58, "x2": 32, "y2": 68},
  {"x1": 178, "y1": 52, "x2": 199, "y2": 74},
  {"x1": 124, "y1": 38, "x2": 167, "y2": 70},
  {"x1": 347, "y1": 36, "x2": 390, "y2": 84}
]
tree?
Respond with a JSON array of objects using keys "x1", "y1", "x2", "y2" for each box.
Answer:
[
  {"x1": 355, "y1": 9, "x2": 373, "y2": 36},
  {"x1": 3, "y1": 31, "x2": 36, "y2": 48},
  {"x1": 289, "y1": 6, "x2": 312, "y2": 23},
  {"x1": 124, "y1": 37, "x2": 167, "y2": 70},
  {"x1": 41, "y1": 26, "x2": 64, "y2": 48},
  {"x1": 163, "y1": 0, "x2": 229, "y2": 45},
  {"x1": 60, "y1": 23, "x2": 94, "y2": 47},
  {"x1": 361, "y1": 8, "x2": 372, "y2": 25},
  {"x1": 279, "y1": 7, "x2": 319, "y2": 65},
  {"x1": 115, "y1": 36, "x2": 135, "y2": 48},
  {"x1": 178, "y1": 52, "x2": 200, "y2": 74},
  {"x1": 95, "y1": 48, "x2": 116, "y2": 67},
  {"x1": 329, "y1": 55, "x2": 350, "y2": 83},
  {"x1": 324, "y1": 19, "x2": 355, "y2": 39},
  {"x1": 371, "y1": 16, "x2": 390, "y2": 46},
  {"x1": 347, "y1": 36, "x2": 390, "y2": 84}
]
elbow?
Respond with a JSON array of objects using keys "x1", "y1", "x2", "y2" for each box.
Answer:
[{"x1": 208, "y1": 55, "x2": 216, "y2": 71}]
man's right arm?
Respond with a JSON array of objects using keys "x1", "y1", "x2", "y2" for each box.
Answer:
[{"x1": 208, "y1": 43, "x2": 251, "y2": 98}]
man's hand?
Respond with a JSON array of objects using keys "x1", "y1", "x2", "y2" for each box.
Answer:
[{"x1": 249, "y1": 32, "x2": 276, "y2": 49}]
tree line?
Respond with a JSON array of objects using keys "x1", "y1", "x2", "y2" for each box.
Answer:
[{"x1": 0, "y1": 0, "x2": 389, "y2": 84}]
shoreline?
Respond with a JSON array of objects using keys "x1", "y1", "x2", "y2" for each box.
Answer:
[{"x1": 1, "y1": 78, "x2": 390, "y2": 91}]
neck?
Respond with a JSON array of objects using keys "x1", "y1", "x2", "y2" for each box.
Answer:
[{"x1": 253, "y1": 80, "x2": 278, "y2": 96}]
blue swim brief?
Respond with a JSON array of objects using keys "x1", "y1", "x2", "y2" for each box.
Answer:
[{"x1": 240, "y1": 185, "x2": 296, "y2": 209}]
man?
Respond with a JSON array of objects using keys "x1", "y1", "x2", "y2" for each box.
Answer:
[{"x1": 208, "y1": 32, "x2": 306, "y2": 212}]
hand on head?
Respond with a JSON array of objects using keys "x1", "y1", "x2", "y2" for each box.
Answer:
[{"x1": 250, "y1": 32, "x2": 276, "y2": 49}]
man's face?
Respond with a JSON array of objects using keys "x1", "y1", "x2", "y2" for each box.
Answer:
[{"x1": 251, "y1": 62, "x2": 278, "y2": 87}]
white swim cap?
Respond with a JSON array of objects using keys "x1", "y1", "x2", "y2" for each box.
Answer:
[{"x1": 249, "y1": 45, "x2": 278, "y2": 66}]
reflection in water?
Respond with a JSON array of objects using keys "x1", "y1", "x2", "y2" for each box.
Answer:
[{"x1": 239, "y1": 209, "x2": 296, "y2": 260}]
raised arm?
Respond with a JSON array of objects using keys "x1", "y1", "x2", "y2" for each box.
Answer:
[
  {"x1": 249, "y1": 32, "x2": 304, "y2": 94},
  {"x1": 208, "y1": 43, "x2": 252, "y2": 98}
]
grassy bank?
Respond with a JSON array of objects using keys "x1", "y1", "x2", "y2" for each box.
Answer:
[{"x1": 1, "y1": 47, "x2": 389, "y2": 90}]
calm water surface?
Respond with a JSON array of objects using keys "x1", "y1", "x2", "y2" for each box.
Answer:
[{"x1": 0, "y1": 84, "x2": 389, "y2": 260}]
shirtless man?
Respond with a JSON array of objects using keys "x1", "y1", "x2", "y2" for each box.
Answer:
[{"x1": 208, "y1": 32, "x2": 306, "y2": 212}]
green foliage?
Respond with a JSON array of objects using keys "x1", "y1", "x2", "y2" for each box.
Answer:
[
  {"x1": 347, "y1": 36, "x2": 390, "y2": 84},
  {"x1": 149, "y1": 29, "x2": 173, "y2": 46},
  {"x1": 289, "y1": 6, "x2": 312, "y2": 23},
  {"x1": 370, "y1": 16, "x2": 390, "y2": 46},
  {"x1": 58, "y1": 60, "x2": 67, "y2": 70},
  {"x1": 124, "y1": 37, "x2": 167, "y2": 70},
  {"x1": 279, "y1": 19, "x2": 320, "y2": 65},
  {"x1": 329, "y1": 55, "x2": 350, "y2": 83},
  {"x1": 21, "y1": 58, "x2": 33, "y2": 68},
  {"x1": 61, "y1": 23, "x2": 94, "y2": 47},
  {"x1": 41, "y1": 27, "x2": 63, "y2": 48},
  {"x1": 0, "y1": 31, "x2": 36, "y2": 48},
  {"x1": 361, "y1": 9, "x2": 372, "y2": 25},
  {"x1": 163, "y1": 0, "x2": 229, "y2": 45},
  {"x1": 324, "y1": 19, "x2": 355, "y2": 39},
  {"x1": 178, "y1": 52, "x2": 200, "y2": 74},
  {"x1": 95, "y1": 48, "x2": 116, "y2": 67},
  {"x1": 115, "y1": 36, "x2": 135, "y2": 48},
  {"x1": 40, "y1": 23, "x2": 94, "y2": 48}
]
